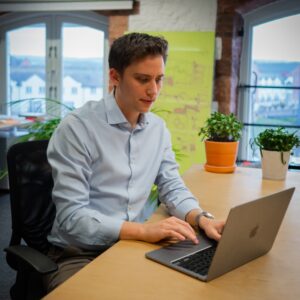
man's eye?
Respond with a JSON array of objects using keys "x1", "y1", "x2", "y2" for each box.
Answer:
[
  {"x1": 156, "y1": 77, "x2": 163, "y2": 83},
  {"x1": 137, "y1": 77, "x2": 149, "y2": 83}
]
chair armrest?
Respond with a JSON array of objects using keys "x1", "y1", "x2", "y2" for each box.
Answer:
[{"x1": 5, "y1": 245, "x2": 58, "y2": 275}]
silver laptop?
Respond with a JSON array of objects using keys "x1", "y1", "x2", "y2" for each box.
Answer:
[{"x1": 146, "y1": 187, "x2": 295, "y2": 281}]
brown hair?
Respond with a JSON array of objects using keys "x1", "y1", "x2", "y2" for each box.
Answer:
[{"x1": 109, "y1": 32, "x2": 168, "y2": 75}]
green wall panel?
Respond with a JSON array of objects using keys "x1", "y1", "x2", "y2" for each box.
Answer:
[{"x1": 150, "y1": 32, "x2": 215, "y2": 173}]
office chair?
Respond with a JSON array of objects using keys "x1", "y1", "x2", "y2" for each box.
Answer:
[{"x1": 4, "y1": 140, "x2": 58, "y2": 300}]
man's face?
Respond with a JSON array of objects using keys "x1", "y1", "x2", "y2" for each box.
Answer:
[{"x1": 110, "y1": 55, "x2": 165, "y2": 125}]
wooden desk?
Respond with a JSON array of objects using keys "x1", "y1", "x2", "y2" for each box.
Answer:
[{"x1": 44, "y1": 166, "x2": 300, "y2": 300}]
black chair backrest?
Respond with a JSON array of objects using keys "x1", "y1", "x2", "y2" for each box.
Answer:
[{"x1": 7, "y1": 140, "x2": 55, "y2": 255}]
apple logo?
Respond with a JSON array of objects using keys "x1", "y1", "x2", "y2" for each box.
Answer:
[{"x1": 249, "y1": 225, "x2": 259, "y2": 238}]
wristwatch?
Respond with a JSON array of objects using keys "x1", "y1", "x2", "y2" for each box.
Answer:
[{"x1": 194, "y1": 211, "x2": 214, "y2": 230}]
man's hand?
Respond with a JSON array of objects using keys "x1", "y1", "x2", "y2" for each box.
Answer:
[
  {"x1": 120, "y1": 217, "x2": 199, "y2": 244},
  {"x1": 199, "y1": 217, "x2": 225, "y2": 241},
  {"x1": 185, "y1": 209, "x2": 225, "y2": 242}
]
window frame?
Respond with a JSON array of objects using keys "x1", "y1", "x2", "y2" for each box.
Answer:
[
  {"x1": 0, "y1": 11, "x2": 108, "y2": 115},
  {"x1": 238, "y1": 0, "x2": 300, "y2": 162}
]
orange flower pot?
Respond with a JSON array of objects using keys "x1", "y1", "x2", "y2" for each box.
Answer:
[{"x1": 204, "y1": 140, "x2": 239, "y2": 173}]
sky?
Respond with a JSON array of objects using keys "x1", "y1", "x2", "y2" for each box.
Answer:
[
  {"x1": 252, "y1": 13, "x2": 300, "y2": 62},
  {"x1": 8, "y1": 24, "x2": 104, "y2": 58}
]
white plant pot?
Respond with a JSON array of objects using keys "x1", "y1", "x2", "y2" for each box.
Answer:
[{"x1": 261, "y1": 149, "x2": 290, "y2": 180}]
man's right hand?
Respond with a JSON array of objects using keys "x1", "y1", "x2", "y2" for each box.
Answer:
[{"x1": 120, "y1": 217, "x2": 199, "y2": 244}]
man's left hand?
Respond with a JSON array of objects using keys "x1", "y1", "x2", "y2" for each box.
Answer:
[{"x1": 199, "y1": 217, "x2": 225, "y2": 241}]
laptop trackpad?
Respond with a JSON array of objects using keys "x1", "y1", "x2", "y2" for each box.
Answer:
[{"x1": 148, "y1": 231, "x2": 216, "y2": 263}]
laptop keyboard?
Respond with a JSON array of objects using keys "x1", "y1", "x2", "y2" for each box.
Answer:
[{"x1": 172, "y1": 246, "x2": 217, "y2": 276}]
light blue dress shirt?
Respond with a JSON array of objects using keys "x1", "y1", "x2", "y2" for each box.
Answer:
[{"x1": 47, "y1": 93, "x2": 201, "y2": 250}]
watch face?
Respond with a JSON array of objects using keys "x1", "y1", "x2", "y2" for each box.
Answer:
[
  {"x1": 203, "y1": 211, "x2": 214, "y2": 219},
  {"x1": 195, "y1": 211, "x2": 214, "y2": 229}
]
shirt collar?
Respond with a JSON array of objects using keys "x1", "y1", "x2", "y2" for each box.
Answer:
[
  {"x1": 137, "y1": 112, "x2": 149, "y2": 129},
  {"x1": 104, "y1": 93, "x2": 127, "y2": 125},
  {"x1": 104, "y1": 93, "x2": 149, "y2": 129}
]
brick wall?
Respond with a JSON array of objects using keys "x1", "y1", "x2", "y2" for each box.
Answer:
[
  {"x1": 214, "y1": 0, "x2": 280, "y2": 114},
  {"x1": 108, "y1": 15, "x2": 128, "y2": 45},
  {"x1": 107, "y1": 15, "x2": 128, "y2": 91},
  {"x1": 95, "y1": 1, "x2": 139, "y2": 91}
]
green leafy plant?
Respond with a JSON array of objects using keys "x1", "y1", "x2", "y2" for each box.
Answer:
[
  {"x1": 252, "y1": 127, "x2": 300, "y2": 152},
  {"x1": 19, "y1": 118, "x2": 62, "y2": 142},
  {"x1": 0, "y1": 98, "x2": 72, "y2": 184},
  {"x1": 198, "y1": 112, "x2": 243, "y2": 142},
  {"x1": 8, "y1": 97, "x2": 73, "y2": 117},
  {"x1": 251, "y1": 127, "x2": 300, "y2": 165}
]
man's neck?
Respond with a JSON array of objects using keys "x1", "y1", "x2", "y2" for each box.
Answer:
[{"x1": 114, "y1": 93, "x2": 139, "y2": 128}]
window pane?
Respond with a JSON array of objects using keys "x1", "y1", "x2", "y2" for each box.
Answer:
[
  {"x1": 7, "y1": 24, "x2": 46, "y2": 117},
  {"x1": 62, "y1": 23, "x2": 104, "y2": 109},
  {"x1": 241, "y1": 14, "x2": 300, "y2": 164},
  {"x1": 251, "y1": 14, "x2": 300, "y2": 126}
]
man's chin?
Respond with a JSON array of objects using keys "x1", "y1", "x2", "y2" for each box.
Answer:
[{"x1": 139, "y1": 103, "x2": 154, "y2": 112}]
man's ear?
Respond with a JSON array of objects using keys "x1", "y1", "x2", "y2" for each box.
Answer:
[{"x1": 109, "y1": 68, "x2": 120, "y2": 86}]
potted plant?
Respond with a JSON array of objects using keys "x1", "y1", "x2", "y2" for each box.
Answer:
[
  {"x1": 198, "y1": 112, "x2": 243, "y2": 173},
  {"x1": 252, "y1": 127, "x2": 300, "y2": 180}
]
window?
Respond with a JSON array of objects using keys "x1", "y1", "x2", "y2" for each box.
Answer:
[
  {"x1": 39, "y1": 86, "x2": 45, "y2": 94},
  {"x1": 25, "y1": 86, "x2": 32, "y2": 94},
  {"x1": 0, "y1": 12, "x2": 108, "y2": 117},
  {"x1": 238, "y1": 0, "x2": 300, "y2": 167},
  {"x1": 62, "y1": 22, "x2": 104, "y2": 108},
  {"x1": 71, "y1": 87, "x2": 78, "y2": 95}
]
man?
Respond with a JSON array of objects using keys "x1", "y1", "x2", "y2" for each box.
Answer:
[{"x1": 45, "y1": 32, "x2": 225, "y2": 291}]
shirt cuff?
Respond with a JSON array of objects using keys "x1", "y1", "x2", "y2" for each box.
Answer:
[
  {"x1": 167, "y1": 197, "x2": 202, "y2": 220},
  {"x1": 90, "y1": 211, "x2": 124, "y2": 245}
]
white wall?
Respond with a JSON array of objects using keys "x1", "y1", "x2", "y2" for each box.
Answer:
[{"x1": 129, "y1": 0, "x2": 217, "y2": 31}]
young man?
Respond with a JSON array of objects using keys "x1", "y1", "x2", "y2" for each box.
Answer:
[{"x1": 45, "y1": 32, "x2": 225, "y2": 291}]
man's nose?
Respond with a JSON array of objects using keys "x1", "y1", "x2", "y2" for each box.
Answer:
[{"x1": 146, "y1": 81, "x2": 158, "y2": 97}]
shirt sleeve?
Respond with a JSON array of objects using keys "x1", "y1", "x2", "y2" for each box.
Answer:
[
  {"x1": 47, "y1": 115, "x2": 123, "y2": 248},
  {"x1": 154, "y1": 124, "x2": 202, "y2": 220}
]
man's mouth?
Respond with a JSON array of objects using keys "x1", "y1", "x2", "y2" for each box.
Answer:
[{"x1": 140, "y1": 99, "x2": 154, "y2": 104}]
